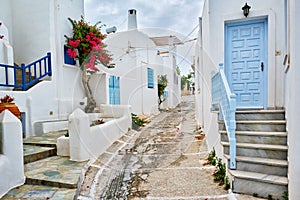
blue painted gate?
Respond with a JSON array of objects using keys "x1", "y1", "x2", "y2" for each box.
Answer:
[
  {"x1": 225, "y1": 19, "x2": 267, "y2": 109},
  {"x1": 109, "y1": 75, "x2": 120, "y2": 105}
]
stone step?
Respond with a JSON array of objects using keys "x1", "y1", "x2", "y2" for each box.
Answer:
[
  {"x1": 34, "y1": 120, "x2": 68, "y2": 134},
  {"x1": 2, "y1": 184, "x2": 77, "y2": 199},
  {"x1": 224, "y1": 154, "x2": 288, "y2": 176},
  {"x1": 229, "y1": 170, "x2": 288, "y2": 199},
  {"x1": 13, "y1": 70, "x2": 41, "y2": 91},
  {"x1": 235, "y1": 110, "x2": 285, "y2": 121},
  {"x1": 219, "y1": 120, "x2": 286, "y2": 132},
  {"x1": 221, "y1": 142, "x2": 287, "y2": 159},
  {"x1": 23, "y1": 131, "x2": 67, "y2": 147},
  {"x1": 23, "y1": 145, "x2": 56, "y2": 164},
  {"x1": 220, "y1": 130, "x2": 287, "y2": 145},
  {"x1": 24, "y1": 156, "x2": 87, "y2": 189}
]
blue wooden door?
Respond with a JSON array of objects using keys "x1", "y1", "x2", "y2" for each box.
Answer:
[
  {"x1": 225, "y1": 19, "x2": 267, "y2": 109},
  {"x1": 109, "y1": 75, "x2": 120, "y2": 105}
]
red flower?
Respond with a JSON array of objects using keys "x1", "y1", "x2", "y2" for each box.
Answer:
[
  {"x1": 68, "y1": 39, "x2": 80, "y2": 48},
  {"x1": 90, "y1": 41, "x2": 97, "y2": 48},
  {"x1": 89, "y1": 32, "x2": 94, "y2": 37},
  {"x1": 65, "y1": 16, "x2": 112, "y2": 67},
  {"x1": 67, "y1": 48, "x2": 77, "y2": 58}
]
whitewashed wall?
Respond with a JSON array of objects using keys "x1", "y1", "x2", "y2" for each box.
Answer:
[
  {"x1": 195, "y1": 0, "x2": 286, "y2": 155},
  {"x1": 0, "y1": 0, "x2": 13, "y2": 44},
  {"x1": 11, "y1": 0, "x2": 52, "y2": 65},
  {"x1": 0, "y1": 0, "x2": 85, "y2": 136},
  {"x1": 105, "y1": 30, "x2": 161, "y2": 114},
  {"x1": 0, "y1": 22, "x2": 14, "y2": 90},
  {"x1": 286, "y1": 0, "x2": 300, "y2": 199},
  {"x1": 55, "y1": 0, "x2": 86, "y2": 117}
]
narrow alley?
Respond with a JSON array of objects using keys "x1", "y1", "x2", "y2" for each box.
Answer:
[{"x1": 77, "y1": 95, "x2": 229, "y2": 200}]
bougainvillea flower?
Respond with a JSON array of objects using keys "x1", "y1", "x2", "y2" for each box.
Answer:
[
  {"x1": 67, "y1": 48, "x2": 77, "y2": 58},
  {"x1": 68, "y1": 39, "x2": 80, "y2": 48}
]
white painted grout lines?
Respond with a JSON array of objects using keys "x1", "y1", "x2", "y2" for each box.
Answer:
[
  {"x1": 104, "y1": 151, "x2": 208, "y2": 156},
  {"x1": 146, "y1": 194, "x2": 230, "y2": 199},
  {"x1": 88, "y1": 133, "x2": 136, "y2": 199}
]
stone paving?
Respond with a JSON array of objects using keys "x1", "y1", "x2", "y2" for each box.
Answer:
[
  {"x1": 2, "y1": 131, "x2": 87, "y2": 199},
  {"x1": 2, "y1": 95, "x2": 266, "y2": 199},
  {"x1": 77, "y1": 95, "x2": 265, "y2": 200}
]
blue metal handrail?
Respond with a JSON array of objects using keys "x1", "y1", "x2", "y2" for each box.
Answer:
[
  {"x1": 212, "y1": 63, "x2": 236, "y2": 169},
  {"x1": 0, "y1": 52, "x2": 52, "y2": 91}
]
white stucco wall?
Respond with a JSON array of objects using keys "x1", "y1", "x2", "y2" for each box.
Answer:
[
  {"x1": 0, "y1": 22, "x2": 14, "y2": 90},
  {"x1": 11, "y1": 0, "x2": 52, "y2": 64},
  {"x1": 0, "y1": 0, "x2": 85, "y2": 136},
  {"x1": 286, "y1": 0, "x2": 300, "y2": 199},
  {"x1": 195, "y1": 0, "x2": 287, "y2": 155},
  {"x1": 55, "y1": 0, "x2": 85, "y2": 117},
  {"x1": 0, "y1": 0, "x2": 13, "y2": 44},
  {"x1": 105, "y1": 30, "x2": 161, "y2": 114}
]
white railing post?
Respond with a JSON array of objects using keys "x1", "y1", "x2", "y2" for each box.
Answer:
[
  {"x1": 0, "y1": 110, "x2": 25, "y2": 198},
  {"x1": 69, "y1": 108, "x2": 90, "y2": 161}
]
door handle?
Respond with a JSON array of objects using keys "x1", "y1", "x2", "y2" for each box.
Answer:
[{"x1": 261, "y1": 62, "x2": 264, "y2": 72}]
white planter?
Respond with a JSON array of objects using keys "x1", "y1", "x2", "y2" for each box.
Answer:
[{"x1": 56, "y1": 135, "x2": 70, "y2": 156}]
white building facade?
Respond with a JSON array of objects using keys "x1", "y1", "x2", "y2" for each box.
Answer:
[
  {"x1": 105, "y1": 9, "x2": 181, "y2": 114},
  {"x1": 0, "y1": 0, "x2": 89, "y2": 136},
  {"x1": 194, "y1": 0, "x2": 300, "y2": 199}
]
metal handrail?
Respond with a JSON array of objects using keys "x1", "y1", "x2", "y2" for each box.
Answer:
[
  {"x1": 0, "y1": 52, "x2": 52, "y2": 91},
  {"x1": 212, "y1": 63, "x2": 236, "y2": 169}
]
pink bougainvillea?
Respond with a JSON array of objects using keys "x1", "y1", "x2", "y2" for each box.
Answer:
[
  {"x1": 67, "y1": 48, "x2": 77, "y2": 58},
  {"x1": 64, "y1": 16, "x2": 113, "y2": 112},
  {"x1": 64, "y1": 16, "x2": 112, "y2": 72}
]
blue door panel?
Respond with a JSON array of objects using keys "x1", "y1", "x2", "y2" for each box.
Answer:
[{"x1": 225, "y1": 19, "x2": 267, "y2": 109}]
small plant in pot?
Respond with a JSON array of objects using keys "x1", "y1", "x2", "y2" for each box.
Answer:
[
  {"x1": 0, "y1": 94, "x2": 21, "y2": 118},
  {"x1": 131, "y1": 113, "x2": 147, "y2": 130}
]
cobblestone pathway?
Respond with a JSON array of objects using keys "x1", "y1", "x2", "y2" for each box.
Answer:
[{"x1": 77, "y1": 95, "x2": 263, "y2": 200}]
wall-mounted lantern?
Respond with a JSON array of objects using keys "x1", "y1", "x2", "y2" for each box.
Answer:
[{"x1": 242, "y1": 3, "x2": 251, "y2": 17}]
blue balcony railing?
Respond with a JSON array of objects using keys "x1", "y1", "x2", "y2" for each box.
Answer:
[
  {"x1": 211, "y1": 63, "x2": 236, "y2": 169},
  {"x1": 0, "y1": 52, "x2": 52, "y2": 91}
]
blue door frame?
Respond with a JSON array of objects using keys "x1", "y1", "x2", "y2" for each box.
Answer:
[
  {"x1": 225, "y1": 18, "x2": 268, "y2": 109},
  {"x1": 109, "y1": 75, "x2": 120, "y2": 105}
]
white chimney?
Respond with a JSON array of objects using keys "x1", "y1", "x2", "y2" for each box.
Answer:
[{"x1": 128, "y1": 9, "x2": 137, "y2": 30}]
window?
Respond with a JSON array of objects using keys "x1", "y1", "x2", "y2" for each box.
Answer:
[
  {"x1": 64, "y1": 45, "x2": 76, "y2": 65},
  {"x1": 147, "y1": 68, "x2": 154, "y2": 88},
  {"x1": 109, "y1": 75, "x2": 120, "y2": 105}
]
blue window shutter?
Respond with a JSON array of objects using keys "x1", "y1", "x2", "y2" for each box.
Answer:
[
  {"x1": 109, "y1": 76, "x2": 114, "y2": 104},
  {"x1": 64, "y1": 45, "x2": 76, "y2": 65},
  {"x1": 147, "y1": 68, "x2": 154, "y2": 88},
  {"x1": 109, "y1": 75, "x2": 121, "y2": 105}
]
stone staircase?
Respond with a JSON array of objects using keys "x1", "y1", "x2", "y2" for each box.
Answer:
[
  {"x1": 219, "y1": 110, "x2": 288, "y2": 199},
  {"x1": 13, "y1": 67, "x2": 41, "y2": 91},
  {"x1": 3, "y1": 131, "x2": 87, "y2": 199}
]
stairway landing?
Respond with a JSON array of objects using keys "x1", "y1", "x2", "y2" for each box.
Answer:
[{"x1": 3, "y1": 131, "x2": 88, "y2": 199}]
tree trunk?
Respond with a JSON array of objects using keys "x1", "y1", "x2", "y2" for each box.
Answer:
[{"x1": 82, "y1": 67, "x2": 96, "y2": 113}]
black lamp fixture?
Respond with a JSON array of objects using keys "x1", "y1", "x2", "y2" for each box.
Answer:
[{"x1": 242, "y1": 3, "x2": 251, "y2": 17}]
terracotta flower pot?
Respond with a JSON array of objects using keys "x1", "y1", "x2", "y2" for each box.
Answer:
[{"x1": 0, "y1": 103, "x2": 21, "y2": 118}]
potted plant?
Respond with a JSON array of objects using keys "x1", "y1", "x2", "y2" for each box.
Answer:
[{"x1": 0, "y1": 94, "x2": 20, "y2": 118}]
